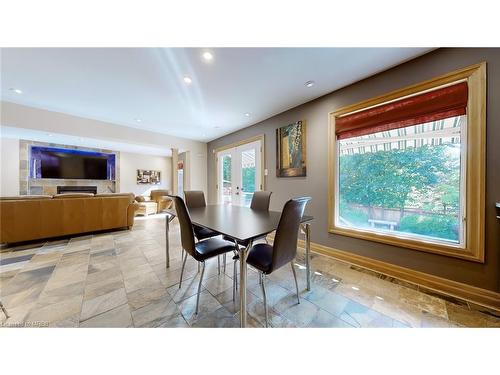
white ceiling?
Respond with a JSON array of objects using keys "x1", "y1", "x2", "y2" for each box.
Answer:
[{"x1": 1, "y1": 48, "x2": 432, "y2": 142}]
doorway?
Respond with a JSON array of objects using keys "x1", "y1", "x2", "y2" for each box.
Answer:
[
  {"x1": 216, "y1": 136, "x2": 264, "y2": 206},
  {"x1": 177, "y1": 160, "x2": 184, "y2": 198}
]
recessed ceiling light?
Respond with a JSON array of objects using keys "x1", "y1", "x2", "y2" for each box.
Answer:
[
  {"x1": 202, "y1": 51, "x2": 214, "y2": 61},
  {"x1": 134, "y1": 118, "x2": 142, "y2": 123},
  {"x1": 244, "y1": 113, "x2": 251, "y2": 117},
  {"x1": 47, "y1": 133, "x2": 53, "y2": 137},
  {"x1": 305, "y1": 80, "x2": 315, "y2": 88},
  {"x1": 183, "y1": 76, "x2": 192, "y2": 84},
  {"x1": 351, "y1": 286, "x2": 360, "y2": 291},
  {"x1": 9, "y1": 88, "x2": 23, "y2": 94},
  {"x1": 331, "y1": 278, "x2": 340, "y2": 283},
  {"x1": 375, "y1": 296, "x2": 384, "y2": 301}
]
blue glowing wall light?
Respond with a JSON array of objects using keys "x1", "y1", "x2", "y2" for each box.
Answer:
[{"x1": 30, "y1": 146, "x2": 116, "y2": 180}]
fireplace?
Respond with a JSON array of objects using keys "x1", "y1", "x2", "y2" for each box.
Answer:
[{"x1": 57, "y1": 186, "x2": 97, "y2": 194}]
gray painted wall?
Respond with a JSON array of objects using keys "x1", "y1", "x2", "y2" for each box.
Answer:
[{"x1": 207, "y1": 48, "x2": 500, "y2": 293}]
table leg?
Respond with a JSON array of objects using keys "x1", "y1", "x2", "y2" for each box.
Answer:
[
  {"x1": 165, "y1": 215, "x2": 170, "y2": 269},
  {"x1": 239, "y1": 239, "x2": 253, "y2": 328},
  {"x1": 305, "y1": 223, "x2": 311, "y2": 291}
]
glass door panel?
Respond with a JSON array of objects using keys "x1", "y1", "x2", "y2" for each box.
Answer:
[
  {"x1": 239, "y1": 148, "x2": 256, "y2": 206},
  {"x1": 219, "y1": 153, "x2": 233, "y2": 204}
]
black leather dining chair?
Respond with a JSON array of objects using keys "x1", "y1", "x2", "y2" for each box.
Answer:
[
  {"x1": 184, "y1": 190, "x2": 220, "y2": 241},
  {"x1": 223, "y1": 191, "x2": 272, "y2": 298},
  {"x1": 184, "y1": 190, "x2": 224, "y2": 273},
  {"x1": 249, "y1": 190, "x2": 273, "y2": 211},
  {"x1": 246, "y1": 196, "x2": 311, "y2": 327},
  {"x1": 172, "y1": 195, "x2": 237, "y2": 314}
]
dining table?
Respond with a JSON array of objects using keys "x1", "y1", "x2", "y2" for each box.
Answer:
[{"x1": 165, "y1": 204, "x2": 313, "y2": 328}]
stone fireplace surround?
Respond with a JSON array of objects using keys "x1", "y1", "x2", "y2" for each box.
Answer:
[{"x1": 19, "y1": 140, "x2": 120, "y2": 195}]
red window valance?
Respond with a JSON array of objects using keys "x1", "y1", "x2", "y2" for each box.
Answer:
[{"x1": 335, "y1": 81, "x2": 468, "y2": 140}]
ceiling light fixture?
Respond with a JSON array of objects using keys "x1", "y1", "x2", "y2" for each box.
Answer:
[
  {"x1": 183, "y1": 76, "x2": 192, "y2": 84},
  {"x1": 305, "y1": 80, "x2": 315, "y2": 88},
  {"x1": 134, "y1": 118, "x2": 142, "y2": 123},
  {"x1": 244, "y1": 112, "x2": 251, "y2": 117},
  {"x1": 202, "y1": 51, "x2": 214, "y2": 61},
  {"x1": 351, "y1": 286, "x2": 360, "y2": 291},
  {"x1": 9, "y1": 88, "x2": 23, "y2": 94}
]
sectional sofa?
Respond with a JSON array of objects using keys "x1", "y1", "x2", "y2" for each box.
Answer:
[{"x1": 0, "y1": 193, "x2": 139, "y2": 245}]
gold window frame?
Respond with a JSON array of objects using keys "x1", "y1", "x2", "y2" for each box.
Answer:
[{"x1": 328, "y1": 62, "x2": 486, "y2": 262}]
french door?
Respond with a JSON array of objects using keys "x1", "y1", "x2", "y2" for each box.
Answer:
[{"x1": 217, "y1": 139, "x2": 262, "y2": 206}]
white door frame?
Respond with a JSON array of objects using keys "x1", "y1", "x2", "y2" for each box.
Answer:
[{"x1": 215, "y1": 135, "x2": 265, "y2": 205}]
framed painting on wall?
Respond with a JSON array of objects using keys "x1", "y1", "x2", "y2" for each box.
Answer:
[
  {"x1": 276, "y1": 120, "x2": 307, "y2": 177},
  {"x1": 137, "y1": 169, "x2": 161, "y2": 184}
]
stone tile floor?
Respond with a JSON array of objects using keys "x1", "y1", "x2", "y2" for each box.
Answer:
[{"x1": 1, "y1": 214, "x2": 499, "y2": 328}]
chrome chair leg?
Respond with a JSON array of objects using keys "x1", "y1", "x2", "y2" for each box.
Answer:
[
  {"x1": 291, "y1": 262, "x2": 300, "y2": 304},
  {"x1": 178, "y1": 250, "x2": 188, "y2": 289},
  {"x1": 0, "y1": 300, "x2": 8, "y2": 318},
  {"x1": 233, "y1": 260, "x2": 238, "y2": 291},
  {"x1": 231, "y1": 242, "x2": 239, "y2": 292},
  {"x1": 223, "y1": 253, "x2": 226, "y2": 273},
  {"x1": 195, "y1": 261, "x2": 206, "y2": 315},
  {"x1": 260, "y1": 272, "x2": 268, "y2": 328},
  {"x1": 218, "y1": 255, "x2": 221, "y2": 275},
  {"x1": 232, "y1": 264, "x2": 236, "y2": 302}
]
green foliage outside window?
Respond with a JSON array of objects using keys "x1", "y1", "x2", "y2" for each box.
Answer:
[
  {"x1": 399, "y1": 214, "x2": 458, "y2": 241},
  {"x1": 242, "y1": 166, "x2": 256, "y2": 193},
  {"x1": 222, "y1": 156, "x2": 231, "y2": 182},
  {"x1": 338, "y1": 143, "x2": 461, "y2": 242},
  {"x1": 222, "y1": 156, "x2": 255, "y2": 193}
]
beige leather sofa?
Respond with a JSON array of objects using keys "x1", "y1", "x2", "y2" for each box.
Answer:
[{"x1": 0, "y1": 193, "x2": 139, "y2": 245}]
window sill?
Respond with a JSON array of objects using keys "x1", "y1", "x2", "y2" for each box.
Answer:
[{"x1": 329, "y1": 225, "x2": 484, "y2": 263}]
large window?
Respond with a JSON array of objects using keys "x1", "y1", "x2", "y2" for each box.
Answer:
[
  {"x1": 328, "y1": 63, "x2": 486, "y2": 262},
  {"x1": 338, "y1": 116, "x2": 464, "y2": 245}
]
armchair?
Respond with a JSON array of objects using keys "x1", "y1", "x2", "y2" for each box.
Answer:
[{"x1": 151, "y1": 189, "x2": 173, "y2": 213}]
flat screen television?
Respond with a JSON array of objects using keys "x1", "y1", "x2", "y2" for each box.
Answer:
[{"x1": 40, "y1": 149, "x2": 109, "y2": 180}]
